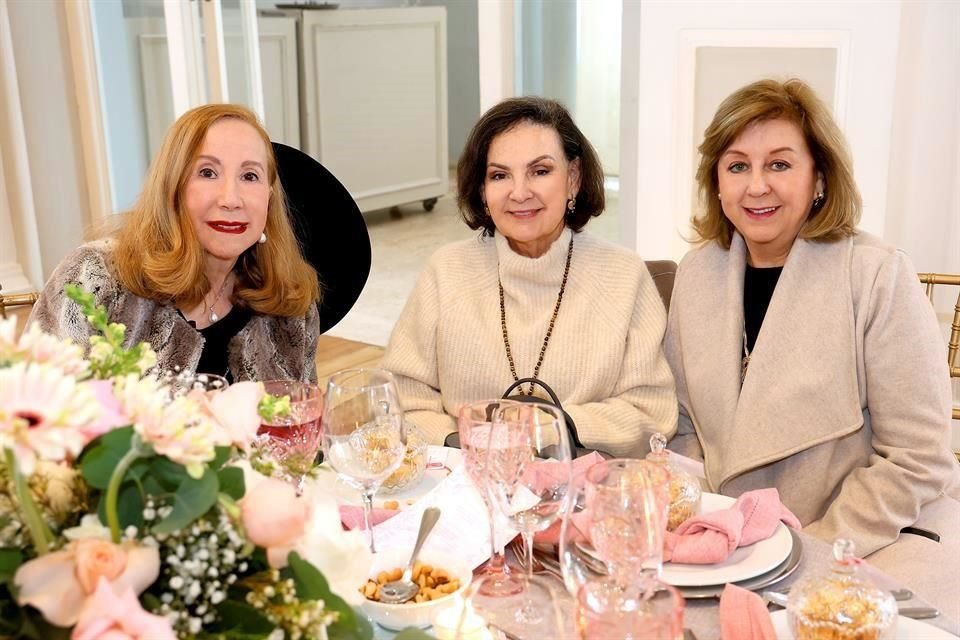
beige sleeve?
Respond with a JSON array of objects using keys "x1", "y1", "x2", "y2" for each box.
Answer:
[
  {"x1": 804, "y1": 250, "x2": 956, "y2": 555},
  {"x1": 380, "y1": 264, "x2": 457, "y2": 445},
  {"x1": 663, "y1": 263, "x2": 704, "y2": 461},
  {"x1": 564, "y1": 268, "x2": 679, "y2": 458}
]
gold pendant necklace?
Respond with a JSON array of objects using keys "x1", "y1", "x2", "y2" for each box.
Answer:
[{"x1": 499, "y1": 235, "x2": 573, "y2": 396}]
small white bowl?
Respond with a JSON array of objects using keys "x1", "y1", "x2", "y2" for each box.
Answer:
[{"x1": 359, "y1": 548, "x2": 472, "y2": 630}]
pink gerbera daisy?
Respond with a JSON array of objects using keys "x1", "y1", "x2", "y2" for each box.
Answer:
[{"x1": 0, "y1": 363, "x2": 100, "y2": 475}]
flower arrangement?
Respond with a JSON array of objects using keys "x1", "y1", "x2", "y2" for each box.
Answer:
[{"x1": 0, "y1": 287, "x2": 432, "y2": 640}]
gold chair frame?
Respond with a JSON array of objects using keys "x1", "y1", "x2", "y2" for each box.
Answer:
[
  {"x1": 918, "y1": 273, "x2": 960, "y2": 461},
  {"x1": 0, "y1": 285, "x2": 39, "y2": 319}
]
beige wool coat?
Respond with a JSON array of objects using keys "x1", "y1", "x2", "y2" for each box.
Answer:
[
  {"x1": 665, "y1": 231, "x2": 960, "y2": 618},
  {"x1": 28, "y1": 241, "x2": 320, "y2": 383}
]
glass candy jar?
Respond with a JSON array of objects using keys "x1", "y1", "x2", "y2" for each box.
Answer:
[
  {"x1": 379, "y1": 422, "x2": 427, "y2": 494},
  {"x1": 646, "y1": 433, "x2": 702, "y2": 531},
  {"x1": 788, "y1": 539, "x2": 897, "y2": 640}
]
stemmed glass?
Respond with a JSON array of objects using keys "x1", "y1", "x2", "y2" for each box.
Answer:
[
  {"x1": 484, "y1": 401, "x2": 572, "y2": 626},
  {"x1": 575, "y1": 459, "x2": 684, "y2": 639},
  {"x1": 256, "y1": 380, "x2": 324, "y2": 493},
  {"x1": 321, "y1": 368, "x2": 406, "y2": 553},
  {"x1": 457, "y1": 399, "x2": 524, "y2": 597}
]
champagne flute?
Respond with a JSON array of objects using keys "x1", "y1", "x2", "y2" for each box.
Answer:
[
  {"x1": 322, "y1": 368, "x2": 406, "y2": 553},
  {"x1": 457, "y1": 399, "x2": 525, "y2": 597},
  {"x1": 485, "y1": 401, "x2": 572, "y2": 626},
  {"x1": 256, "y1": 380, "x2": 324, "y2": 493}
]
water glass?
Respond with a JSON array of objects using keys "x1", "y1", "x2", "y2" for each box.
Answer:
[
  {"x1": 577, "y1": 577, "x2": 684, "y2": 640},
  {"x1": 322, "y1": 368, "x2": 405, "y2": 552}
]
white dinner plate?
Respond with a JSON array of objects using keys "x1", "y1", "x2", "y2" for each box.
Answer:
[
  {"x1": 334, "y1": 445, "x2": 463, "y2": 510},
  {"x1": 770, "y1": 610, "x2": 955, "y2": 639},
  {"x1": 662, "y1": 492, "x2": 794, "y2": 587},
  {"x1": 578, "y1": 492, "x2": 794, "y2": 588}
]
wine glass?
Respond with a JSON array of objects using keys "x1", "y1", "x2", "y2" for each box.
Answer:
[
  {"x1": 579, "y1": 459, "x2": 684, "y2": 639},
  {"x1": 484, "y1": 401, "x2": 572, "y2": 626},
  {"x1": 457, "y1": 399, "x2": 525, "y2": 597},
  {"x1": 322, "y1": 368, "x2": 406, "y2": 553},
  {"x1": 256, "y1": 380, "x2": 324, "y2": 492}
]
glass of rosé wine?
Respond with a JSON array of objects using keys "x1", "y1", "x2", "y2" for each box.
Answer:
[{"x1": 256, "y1": 380, "x2": 324, "y2": 492}]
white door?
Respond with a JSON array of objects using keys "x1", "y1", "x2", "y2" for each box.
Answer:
[{"x1": 619, "y1": 0, "x2": 902, "y2": 261}]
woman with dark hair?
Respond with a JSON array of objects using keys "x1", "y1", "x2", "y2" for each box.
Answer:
[
  {"x1": 665, "y1": 79, "x2": 960, "y2": 616},
  {"x1": 382, "y1": 97, "x2": 677, "y2": 456},
  {"x1": 30, "y1": 104, "x2": 324, "y2": 382}
]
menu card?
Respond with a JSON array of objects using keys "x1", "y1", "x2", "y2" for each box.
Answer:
[{"x1": 372, "y1": 465, "x2": 518, "y2": 569}]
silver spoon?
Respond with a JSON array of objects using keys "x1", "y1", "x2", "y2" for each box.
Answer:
[{"x1": 378, "y1": 507, "x2": 442, "y2": 604}]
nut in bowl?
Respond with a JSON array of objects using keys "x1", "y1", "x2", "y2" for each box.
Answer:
[{"x1": 360, "y1": 548, "x2": 472, "y2": 630}]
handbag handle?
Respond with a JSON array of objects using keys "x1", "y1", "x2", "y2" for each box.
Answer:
[
  {"x1": 501, "y1": 378, "x2": 586, "y2": 451},
  {"x1": 502, "y1": 377, "x2": 564, "y2": 406}
]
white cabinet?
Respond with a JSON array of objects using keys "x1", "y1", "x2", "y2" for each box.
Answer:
[{"x1": 294, "y1": 7, "x2": 449, "y2": 213}]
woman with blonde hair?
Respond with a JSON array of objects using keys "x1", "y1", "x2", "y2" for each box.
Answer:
[
  {"x1": 665, "y1": 78, "x2": 960, "y2": 617},
  {"x1": 31, "y1": 104, "x2": 369, "y2": 382}
]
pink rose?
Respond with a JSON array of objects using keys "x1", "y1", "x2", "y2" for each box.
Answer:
[
  {"x1": 241, "y1": 477, "x2": 310, "y2": 549},
  {"x1": 208, "y1": 381, "x2": 265, "y2": 449},
  {"x1": 72, "y1": 577, "x2": 176, "y2": 640},
  {"x1": 15, "y1": 540, "x2": 159, "y2": 627},
  {"x1": 74, "y1": 539, "x2": 128, "y2": 593}
]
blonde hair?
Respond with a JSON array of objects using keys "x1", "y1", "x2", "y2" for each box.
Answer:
[
  {"x1": 692, "y1": 78, "x2": 861, "y2": 248},
  {"x1": 112, "y1": 104, "x2": 320, "y2": 317}
]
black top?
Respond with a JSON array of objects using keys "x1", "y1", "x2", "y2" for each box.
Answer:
[
  {"x1": 195, "y1": 306, "x2": 253, "y2": 382},
  {"x1": 743, "y1": 265, "x2": 783, "y2": 352}
]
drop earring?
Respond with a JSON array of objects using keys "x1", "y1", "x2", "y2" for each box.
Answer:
[
  {"x1": 258, "y1": 232, "x2": 267, "y2": 244},
  {"x1": 812, "y1": 192, "x2": 825, "y2": 209}
]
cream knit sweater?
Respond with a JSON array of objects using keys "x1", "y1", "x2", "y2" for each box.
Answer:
[{"x1": 381, "y1": 227, "x2": 678, "y2": 457}]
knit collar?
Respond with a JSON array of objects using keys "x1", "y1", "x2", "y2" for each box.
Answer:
[{"x1": 494, "y1": 226, "x2": 573, "y2": 286}]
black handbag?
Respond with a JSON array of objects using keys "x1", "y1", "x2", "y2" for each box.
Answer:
[{"x1": 444, "y1": 378, "x2": 611, "y2": 459}]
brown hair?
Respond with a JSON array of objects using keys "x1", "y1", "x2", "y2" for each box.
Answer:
[
  {"x1": 693, "y1": 78, "x2": 861, "y2": 248},
  {"x1": 112, "y1": 104, "x2": 320, "y2": 317},
  {"x1": 457, "y1": 96, "x2": 605, "y2": 235}
]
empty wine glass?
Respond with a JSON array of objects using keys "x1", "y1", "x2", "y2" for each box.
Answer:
[
  {"x1": 458, "y1": 399, "x2": 524, "y2": 597},
  {"x1": 322, "y1": 368, "x2": 406, "y2": 553},
  {"x1": 579, "y1": 459, "x2": 683, "y2": 639},
  {"x1": 256, "y1": 380, "x2": 324, "y2": 492},
  {"x1": 484, "y1": 402, "x2": 572, "y2": 626}
]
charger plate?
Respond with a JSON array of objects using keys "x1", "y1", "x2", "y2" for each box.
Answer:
[
  {"x1": 770, "y1": 610, "x2": 954, "y2": 639},
  {"x1": 578, "y1": 492, "x2": 795, "y2": 588}
]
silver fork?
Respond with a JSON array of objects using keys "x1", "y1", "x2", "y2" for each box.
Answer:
[{"x1": 509, "y1": 538, "x2": 563, "y2": 580}]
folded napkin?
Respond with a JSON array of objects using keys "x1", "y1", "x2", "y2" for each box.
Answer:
[
  {"x1": 719, "y1": 584, "x2": 777, "y2": 640},
  {"x1": 663, "y1": 488, "x2": 800, "y2": 565},
  {"x1": 339, "y1": 505, "x2": 399, "y2": 531},
  {"x1": 533, "y1": 452, "x2": 606, "y2": 546}
]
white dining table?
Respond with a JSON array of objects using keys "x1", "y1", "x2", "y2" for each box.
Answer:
[{"x1": 362, "y1": 450, "x2": 959, "y2": 639}]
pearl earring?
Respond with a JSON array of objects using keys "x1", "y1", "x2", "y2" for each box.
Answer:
[{"x1": 259, "y1": 232, "x2": 267, "y2": 244}]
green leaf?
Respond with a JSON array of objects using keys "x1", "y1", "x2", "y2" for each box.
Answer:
[
  {"x1": 258, "y1": 393, "x2": 291, "y2": 422},
  {"x1": 210, "y1": 600, "x2": 275, "y2": 636},
  {"x1": 211, "y1": 446, "x2": 233, "y2": 470},
  {"x1": 150, "y1": 468, "x2": 219, "y2": 535},
  {"x1": 149, "y1": 456, "x2": 190, "y2": 491},
  {"x1": 287, "y1": 553, "x2": 373, "y2": 640},
  {"x1": 394, "y1": 629, "x2": 438, "y2": 640},
  {"x1": 79, "y1": 427, "x2": 134, "y2": 489},
  {"x1": 217, "y1": 466, "x2": 245, "y2": 500},
  {"x1": 0, "y1": 548, "x2": 23, "y2": 585}
]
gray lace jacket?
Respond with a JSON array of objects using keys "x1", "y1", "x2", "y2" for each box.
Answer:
[{"x1": 28, "y1": 241, "x2": 320, "y2": 383}]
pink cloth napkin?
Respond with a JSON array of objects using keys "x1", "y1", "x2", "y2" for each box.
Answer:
[
  {"x1": 663, "y1": 488, "x2": 800, "y2": 564},
  {"x1": 339, "y1": 505, "x2": 399, "y2": 530},
  {"x1": 534, "y1": 452, "x2": 606, "y2": 546},
  {"x1": 719, "y1": 584, "x2": 777, "y2": 640}
]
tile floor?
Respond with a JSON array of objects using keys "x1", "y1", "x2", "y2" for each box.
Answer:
[{"x1": 326, "y1": 185, "x2": 621, "y2": 346}]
